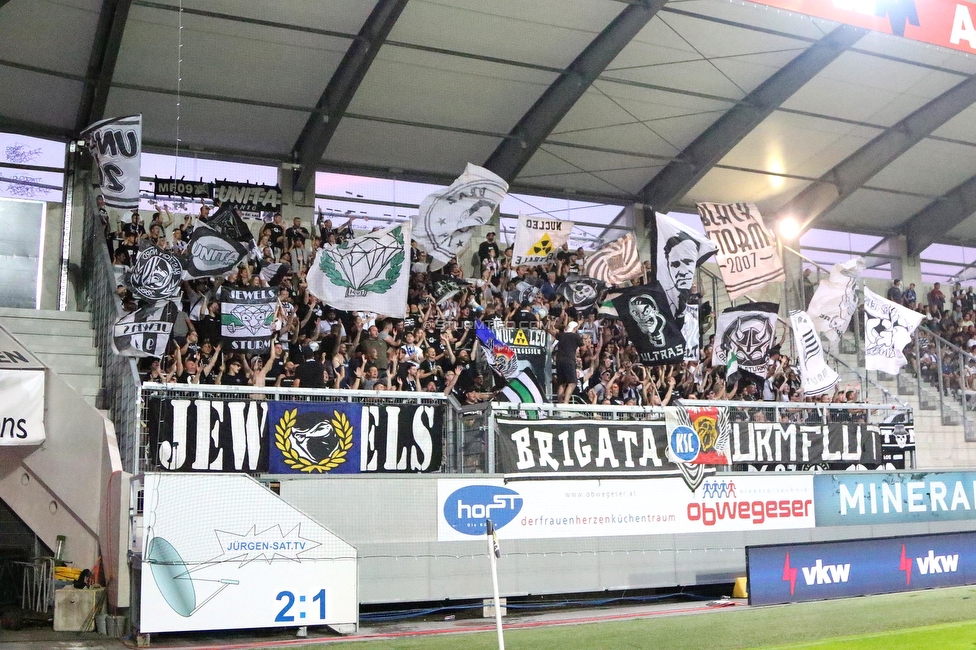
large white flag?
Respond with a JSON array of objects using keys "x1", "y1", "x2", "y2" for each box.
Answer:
[
  {"x1": 789, "y1": 310, "x2": 838, "y2": 396},
  {"x1": 652, "y1": 213, "x2": 718, "y2": 319},
  {"x1": 414, "y1": 164, "x2": 508, "y2": 268},
  {"x1": 307, "y1": 222, "x2": 411, "y2": 318},
  {"x1": 863, "y1": 287, "x2": 924, "y2": 375},
  {"x1": 697, "y1": 202, "x2": 784, "y2": 299},
  {"x1": 807, "y1": 257, "x2": 863, "y2": 343},
  {"x1": 82, "y1": 115, "x2": 142, "y2": 209},
  {"x1": 512, "y1": 214, "x2": 573, "y2": 266}
]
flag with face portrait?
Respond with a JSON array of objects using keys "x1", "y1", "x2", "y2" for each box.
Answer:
[
  {"x1": 697, "y1": 202, "x2": 784, "y2": 299},
  {"x1": 512, "y1": 214, "x2": 573, "y2": 266},
  {"x1": 82, "y1": 115, "x2": 142, "y2": 209},
  {"x1": 790, "y1": 309, "x2": 838, "y2": 396},
  {"x1": 414, "y1": 164, "x2": 508, "y2": 268},
  {"x1": 712, "y1": 302, "x2": 779, "y2": 376},
  {"x1": 612, "y1": 283, "x2": 685, "y2": 366},
  {"x1": 808, "y1": 257, "x2": 863, "y2": 343},
  {"x1": 863, "y1": 287, "x2": 924, "y2": 375},
  {"x1": 651, "y1": 213, "x2": 717, "y2": 319}
]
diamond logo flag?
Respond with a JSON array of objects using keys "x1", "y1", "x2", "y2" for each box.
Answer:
[
  {"x1": 414, "y1": 164, "x2": 508, "y2": 268},
  {"x1": 182, "y1": 224, "x2": 249, "y2": 279},
  {"x1": 612, "y1": 283, "x2": 685, "y2": 366},
  {"x1": 712, "y1": 302, "x2": 779, "y2": 377},
  {"x1": 82, "y1": 115, "x2": 142, "y2": 209},
  {"x1": 512, "y1": 214, "x2": 573, "y2": 266},
  {"x1": 475, "y1": 320, "x2": 518, "y2": 379},
  {"x1": 582, "y1": 233, "x2": 642, "y2": 286},
  {"x1": 808, "y1": 257, "x2": 864, "y2": 343},
  {"x1": 651, "y1": 213, "x2": 718, "y2": 319},
  {"x1": 790, "y1": 309, "x2": 838, "y2": 396},
  {"x1": 863, "y1": 287, "x2": 924, "y2": 375},
  {"x1": 113, "y1": 299, "x2": 180, "y2": 358},
  {"x1": 697, "y1": 202, "x2": 784, "y2": 299},
  {"x1": 307, "y1": 222, "x2": 411, "y2": 319},
  {"x1": 124, "y1": 246, "x2": 183, "y2": 301},
  {"x1": 220, "y1": 286, "x2": 277, "y2": 354}
]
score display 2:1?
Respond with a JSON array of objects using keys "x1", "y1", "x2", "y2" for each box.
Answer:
[{"x1": 275, "y1": 589, "x2": 326, "y2": 622}]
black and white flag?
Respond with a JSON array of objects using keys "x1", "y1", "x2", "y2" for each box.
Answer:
[
  {"x1": 219, "y1": 286, "x2": 277, "y2": 354},
  {"x1": 612, "y1": 283, "x2": 685, "y2": 366},
  {"x1": 582, "y1": 233, "x2": 642, "y2": 286},
  {"x1": 682, "y1": 303, "x2": 700, "y2": 362},
  {"x1": 204, "y1": 203, "x2": 255, "y2": 244},
  {"x1": 211, "y1": 181, "x2": 282, "y2": 212},
  {"x1": 651, "y1": 213, "x2": 717, "y2": 319},
  {"x1": 182, "y1": 224, "x2": 249, "y2": 279},
  {"x1": 557, "y1": 274, "x2": 605, "y2": 314},
  {"x1": 414, "y1": 164, "x2": 508, "y2": 268},
  {"x1": 113, "y1": 299, "x2": 179, "y2": 358},
  {"x1": 697, "y1": 202, "x2": 784, "y2": 299},
  {"x1": 790, "y1": 309, "x2": 838, "y2": 396},
  {"x1": 259, "y1": 263, "x2": 290, "y2": 286},
  {"x1": 712, "y1": 302, "x2": 779, "y2": 376},
  {"x1": 863, "y1": 287, "x2": 924, "y2": 375},
  {"x1": 808, "y1": 257, "x2": 863, "y2": 343},
  {"x1": 82, "y1": 115, "x2": 142, "y2": 209},
  {"x1": 431, "y1": 273, "x2": 469, "y2": 306},
  {"x1": 124, "y1": 246, "x2": 183, "y2": 301}
]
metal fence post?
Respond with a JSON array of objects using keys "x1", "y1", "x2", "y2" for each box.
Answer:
[
  {"x1": 960, "y1": 346, "x2": 967, "y2": 439},
  {"x1": 936, "y1": 336, "x2": 945, "y2": 422},
  {"x1": 487, "y1": 404, "x2": 496, "y2": 474},
  {"x1": 915, "y1": 334, "x2": 923, "y2": 410}
]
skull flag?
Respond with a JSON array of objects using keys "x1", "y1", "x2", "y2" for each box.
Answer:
[
  {"x1": 712, "y1": 302, "x2": 779, "y2": 377},
  {"x1": 219, "y1": 286, "x2": 277, "y2": 354},
  {"x1": 124, "y1": 245, "x2": 184, "y2": 301},
  {"x1": 557, "y1": 274, "x2": 605, "y2": 314},
  {"x1": 612, "y1": 283, "x2": 685, "y2": 366}
]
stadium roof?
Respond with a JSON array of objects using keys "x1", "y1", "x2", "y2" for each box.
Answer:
[{"x1": 3, "y1": 0, "x2": 976, "y2": 250}]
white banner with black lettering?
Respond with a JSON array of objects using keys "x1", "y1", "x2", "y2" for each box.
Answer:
[
  {"x1": 697, "y1": 202, "x2": 784, "y2": 299},
  {"x1": 512, "y1": 214, "x2": 573, "y2": 266},
  {"x1": 82, "y1": 115, "x2": 142, "y2": 209},
  {"x1": 863, "y1": 287, "x2": 924, "y2": 374},
  {"x1": 0, "y1": 369, "x2": 45, "y2": 445},
  {"x1": 790, "y1": 309, "x2": 838, "y2": 396}
]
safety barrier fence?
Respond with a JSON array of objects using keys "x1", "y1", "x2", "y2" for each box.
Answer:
[{"x1": 138, "y1": 384, "x2": 913, "y2": 475}]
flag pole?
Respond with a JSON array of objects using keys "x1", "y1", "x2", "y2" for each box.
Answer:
[{"x1": 486, "y1": 518, "x2": 505, "y2": 650}]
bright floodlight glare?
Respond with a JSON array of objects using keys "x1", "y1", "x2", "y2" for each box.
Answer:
[{"x1": 778, "y1": 216, "x2": 800, "y2": 240}]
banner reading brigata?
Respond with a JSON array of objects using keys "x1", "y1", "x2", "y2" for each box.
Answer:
[
  {"x1": 437, "y1": 475, "x2": 814, "y2": 541},
  {"x1": 744, "y1": 0, "x2": 976, "y2": 57},
  {"x1": 146, "y1": 397, "x2": 441, "y2": 474},
  {"x1": 497, "y1": 418, "x2": 880, "y2": 476}
]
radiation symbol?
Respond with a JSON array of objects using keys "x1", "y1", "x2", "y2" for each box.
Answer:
[
  {"x1": 527, "y1": 233, "x2": 553, "y2": 257},
  {"x1": 513, "y1": 329, "x2": 529, "y2": 346}
]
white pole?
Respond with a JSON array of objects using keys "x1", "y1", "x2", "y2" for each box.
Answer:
[{"x1": 487, "y1": 519, "x2": 505, "y2": 650}]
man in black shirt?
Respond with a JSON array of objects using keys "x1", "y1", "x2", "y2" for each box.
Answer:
[
  {"x1": 554, "y1": 321, "x2": 583, "y2": 403},
  {"x1": 261, "y1": 213, "x2": 286, "y2": 256},
  {"x1": 478, "y1": 232, "x2": 500, "y2": 263},
  {"x1": 285, "y1": 217, "x2": 310, "y2": 249},
  {"x1": 295, "y1": 355, "x2": 327, "y2": 388}
]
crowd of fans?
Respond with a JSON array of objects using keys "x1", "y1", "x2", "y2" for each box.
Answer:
[{"x1": 105, "y1": 202, "x2": 882, "y2": 406}]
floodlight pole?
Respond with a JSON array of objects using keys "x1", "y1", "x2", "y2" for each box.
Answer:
[{"x1": 487, "y1": 519, "x2": 504, "y2": 650}]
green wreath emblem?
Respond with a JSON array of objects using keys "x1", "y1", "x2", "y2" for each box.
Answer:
[
  {"x1": 274, "y1": 408, "x2": 354, "y2": 473},
  {"x1": 318, "y1": 226, "x2": 404, "y2": 293}
]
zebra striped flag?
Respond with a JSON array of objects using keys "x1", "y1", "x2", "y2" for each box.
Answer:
[
  {"x1": 582, "y1": 233, "x2": 643, "y2": 286},
  {"x1": 496, "y1": 369, "x2": 546, "y2": 418},
  {"x1": 790, "y1": 309, "x2": 838, "y2": 396}
]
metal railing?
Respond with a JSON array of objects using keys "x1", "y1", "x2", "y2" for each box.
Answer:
[
  {"x1": 906, "y1": 326, "x2": 976, "y2": 439},
  {"x1": 80, "y1": 181, "x2": 142, "y2": 473}
]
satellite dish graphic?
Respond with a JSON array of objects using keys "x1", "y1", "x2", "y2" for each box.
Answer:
[{"x1": 146, "y1": 534, "x2": 238, "y2": 617}]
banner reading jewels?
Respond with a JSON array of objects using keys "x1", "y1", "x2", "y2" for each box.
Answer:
[
  {"x1": 496, "y1": 418, "x2": 881, "y2": 476},
  {"x1": 146, "y1": 397, "x2": 442, "y2": 474}
]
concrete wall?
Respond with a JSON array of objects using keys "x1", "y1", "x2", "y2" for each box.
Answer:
[{"x1": 278, "y1": 474, "x2": 976, "y2": 605}]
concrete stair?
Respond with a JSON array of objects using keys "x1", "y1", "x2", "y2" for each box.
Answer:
[
  {"x1": 830, "y1": 337, "x2": 976, "y2": 468},
  {"x1": 0, "y1": 307, "x2": 100, "y2": 407}
]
